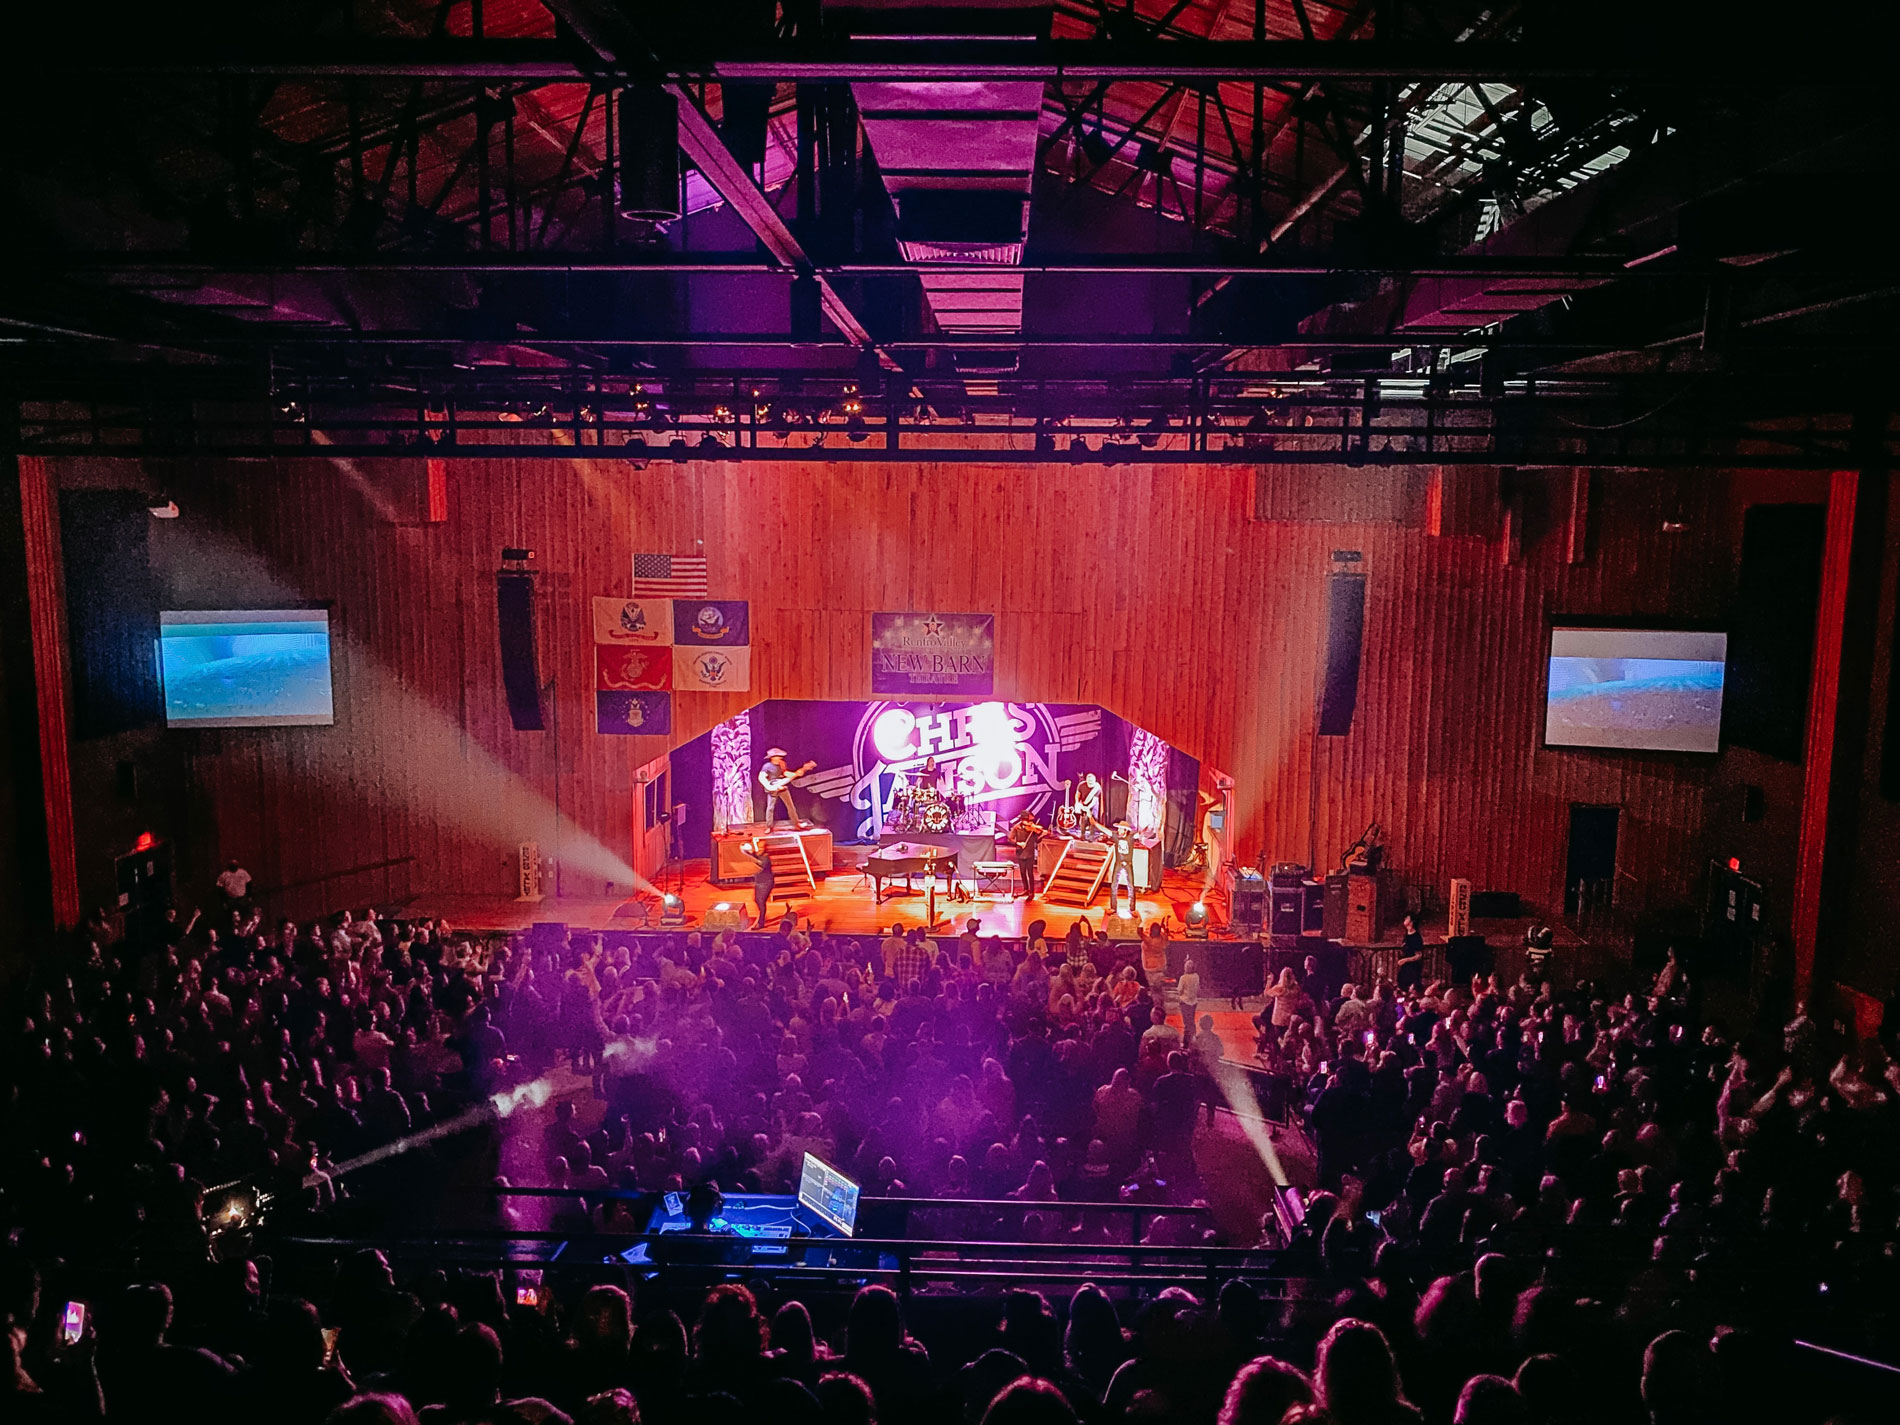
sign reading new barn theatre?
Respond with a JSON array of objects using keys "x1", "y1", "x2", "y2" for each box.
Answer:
[{"x1": 870, "y1": 612, "x2": 995, "y2": 695}]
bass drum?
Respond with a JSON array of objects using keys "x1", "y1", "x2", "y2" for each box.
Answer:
[{"x1": 921, "y1": 800, "x2": 952, "y2": 834}]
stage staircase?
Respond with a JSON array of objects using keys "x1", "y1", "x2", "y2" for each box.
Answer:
[
  {"x1": 1042, "y1": 839, "x2": 1109, "y2": 907},
  {"x1": 762, "y1": 833, "x2": 818, "y2": 900}
]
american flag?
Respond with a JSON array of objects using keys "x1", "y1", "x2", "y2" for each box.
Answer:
[{"x1": 632, "y1": 553, "x2": 708, "y2": 598}]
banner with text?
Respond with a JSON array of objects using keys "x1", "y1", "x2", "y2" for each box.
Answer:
[{"x1": 871, "y1": 612, "x2": 994, "y2": 696}]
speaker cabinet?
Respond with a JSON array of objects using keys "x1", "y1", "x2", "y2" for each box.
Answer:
[
  {"x1": 1345, "y1": 871, "x2": 1383, "y2": 944},
  {"x1": 496, "y1": 571, "x2": 545, "y2": 731},
  {"x1": 1233, "y1": 871, "x2": 1267, "y2": 934},
  {"x1": 1318, "y1": 571, "x2": 1367, "y2": 735},
  {"x1": 1323, "y1": 873, "x2": 1350, "y2": 940},
  {"x1": 1270, "y1": 885, "x2": 1306, "y2": 937},
  {"x1": 1303, "y1": 879, "x2": 1326, "y2": 933}
]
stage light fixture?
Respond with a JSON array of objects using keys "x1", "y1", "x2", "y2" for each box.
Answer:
[
  {"x1": 1137, "y1": 415, "x2": 1167, "y2": 448},
  {"x1": 1068, "y1": 436, "x2": 1090, "y2": 456},
  {"x1": 147, "y1": 497, "x2": 180, "y2": 519},
  {"x1": 1185, "y1": 901, "x2": 1209, "y2": 940},
  {"x1": 845, "y1": 414, "x2": 869, "y2": 442},
  {"x1": 660, "y1": 893, "x2": 686, "y2": 926}
]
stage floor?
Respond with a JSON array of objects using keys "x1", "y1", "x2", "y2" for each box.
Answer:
[{"x1": 410, "y1": 859, "x2": 1215, "y2": 939}]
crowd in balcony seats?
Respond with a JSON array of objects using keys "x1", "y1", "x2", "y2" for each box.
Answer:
[{"x1": 3, "y1": 878, "x2": 1897, "y2": 1424}]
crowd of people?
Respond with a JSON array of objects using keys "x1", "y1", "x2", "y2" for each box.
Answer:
[{"x1": 3, "y1": 867, "x2": 1897, "y2": 1424}]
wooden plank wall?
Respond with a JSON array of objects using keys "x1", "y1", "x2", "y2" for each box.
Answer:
[{"x1": 55, "y1": 454, "x2": 1797, "y2": 921}]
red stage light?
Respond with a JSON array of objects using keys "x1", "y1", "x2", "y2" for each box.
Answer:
[
  {"x1": 133, "y1": 831, "x2": 157, "y2": 851},
  {"x1": 1727, "y1": 856, "x2": 1741, "y2": 872}
]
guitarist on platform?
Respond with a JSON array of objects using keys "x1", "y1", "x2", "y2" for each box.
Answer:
[{"x1": 758, "y1": 748, "x2": 816, "y2": 830}]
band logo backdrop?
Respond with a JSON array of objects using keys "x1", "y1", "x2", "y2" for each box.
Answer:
[
  {"x1": 671, "y1": 699, "x2": 1199, "y2": 857},
  {"x1": 871, "y1": 612, "x2": 994, "y2": 695}
]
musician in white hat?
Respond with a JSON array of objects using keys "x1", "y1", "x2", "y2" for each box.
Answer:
[{"x1": 757, "y1": 747, "x2": 814, "y2": 829}]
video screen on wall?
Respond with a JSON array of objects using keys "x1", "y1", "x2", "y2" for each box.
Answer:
[
  {"x1": 1545, "y1": 626, "x2": 1728, "y2": 753},
  {"x1": 158, "y1": 610, "x2": 336, "y2": 728}
]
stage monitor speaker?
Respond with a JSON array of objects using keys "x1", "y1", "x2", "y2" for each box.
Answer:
[
  {"x1": 1447, "y1": 934, "x2": 1492, "y2": 981},
  {"x1": 1323, "y1": 873, "x2": 1349, "y2": 940},
  {"x1": 1448, "y1": 877, "x2": 1472, "y2": 938},
  {"x1": 1470, "y1": 889, "x2": 1521, "y2": 918},
  {"x1": 1303, "y1": 880, "x2": 1326, "y2": 933},
  {"x1": 496, "y1": 571, "x2": 546, "y2": 730},
  {"x1": 1317, "y1": 571, "x2": 1367, "y2": 736}
]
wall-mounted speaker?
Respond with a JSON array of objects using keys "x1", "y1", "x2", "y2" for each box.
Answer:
[
  {"x1": 496, "y1": 571, "x2": 545, "y2": 731},
  {"x1": 1318, "y1": 571, "x2": 1367, "y2": 736}
]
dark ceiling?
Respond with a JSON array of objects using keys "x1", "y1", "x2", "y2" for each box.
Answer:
[{"x1": 1, "y1": 0, "x2": 1895, "y2": 467}]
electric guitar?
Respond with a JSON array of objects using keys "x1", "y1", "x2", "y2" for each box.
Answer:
[{"x1": 758, "y1": 760, "x2": 816, "y2": 793}]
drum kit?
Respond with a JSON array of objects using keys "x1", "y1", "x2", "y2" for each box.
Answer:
[{"x1": 887, "y1": 783, "x2": 976, "y2": 835}]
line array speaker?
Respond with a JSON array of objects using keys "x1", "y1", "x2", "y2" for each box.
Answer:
[
  {"x1": 496, "y1": 571, "x2": 545, "y2": 731},
  {"x1": 1318, "y1": 571, "x2": 1367, "y2": 736}
]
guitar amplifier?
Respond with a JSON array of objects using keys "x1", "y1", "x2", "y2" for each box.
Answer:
[
  {"x1": 1303, "y1": 879, "x2": 1326, "y2": 933},
  {"x1": 1270, "y1": 879, "x2": 1306, "y2": 936}
]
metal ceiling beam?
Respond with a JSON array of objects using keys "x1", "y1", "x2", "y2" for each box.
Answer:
[
  {"x1": 533, "y1": 0, "x2": 893, "y2": 366},
  {"x1": 46, "y1": 253, "x2": 1774, "y2": 279},
  {"x1": 51, "y1": 39, "x2": 1827, "y2": 84},
  {"x1": 0, "y1": 437, "x2": 1863, "y2": 472}
]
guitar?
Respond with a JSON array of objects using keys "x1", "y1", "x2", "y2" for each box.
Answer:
[{"x1": 758, "y1": 759, "x2": 817, "y2": 793}]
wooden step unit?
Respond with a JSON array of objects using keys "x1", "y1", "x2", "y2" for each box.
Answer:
[{"x1": 1042, "y1": 838, "x2": 1110, "y2": 907}]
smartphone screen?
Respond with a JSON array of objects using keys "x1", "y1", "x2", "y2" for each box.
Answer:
[
  {"x1": 60, "y1": 1300, "x2": 86, "y2": 1346},
  {"x1": 664, "y1": 1191, "x2": 684, "y2": 1218},
  {"x1": 1365, "y1": 1209, "x2": 1383, "y2": 1227},
  {"x1": 514, "y1": 1268, "x2": 544, "y2": 1311},
  {"x1": 320, "y1": 1327, "x2": 339, "y2": 1367}
]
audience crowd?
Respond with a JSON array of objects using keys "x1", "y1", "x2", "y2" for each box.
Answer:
[{"x1": 3, "y1": 877, "x2": 1897, "y2": 1424}]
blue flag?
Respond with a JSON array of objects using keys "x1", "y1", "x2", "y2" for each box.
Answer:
[
  {"x1": 673, "y1": 599, "x2": 749, "y2": 646},
  {"x1": 596, "y1": 690, "x2": 672, "y2": 736}
]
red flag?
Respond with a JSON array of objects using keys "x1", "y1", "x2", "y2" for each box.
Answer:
[{"x1": 595, "y1": 644, "x2": 672, "y2": 691}]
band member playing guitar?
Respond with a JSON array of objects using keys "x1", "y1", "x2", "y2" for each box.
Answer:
[
  {"x1": 1009, "y1": 811, "x2": 1048, "y2": 899},
  {"x1": 757, "y1": 748, "x2": 817, "y2": 829}
]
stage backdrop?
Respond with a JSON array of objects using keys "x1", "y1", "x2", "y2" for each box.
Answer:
[{"x1": 672, "y1": 699, "x2": 1198, "y2": 857}]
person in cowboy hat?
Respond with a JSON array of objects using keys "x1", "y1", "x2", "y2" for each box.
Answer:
[{"x1": 757, "y1": 747, "x2": 811, "y2": 830}]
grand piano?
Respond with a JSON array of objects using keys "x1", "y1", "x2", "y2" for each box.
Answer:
[{"x1": 865, "y1": 841, "x2": 954, "y2": 904}]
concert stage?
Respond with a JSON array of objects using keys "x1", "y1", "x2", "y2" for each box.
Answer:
[{"x1": 418, "y1": 856, "x2": 1207, "y2": 939}]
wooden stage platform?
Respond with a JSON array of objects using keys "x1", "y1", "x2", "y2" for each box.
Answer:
[{"x1": 407, "y1": 858, "x2": 1216, "y2": 939}]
